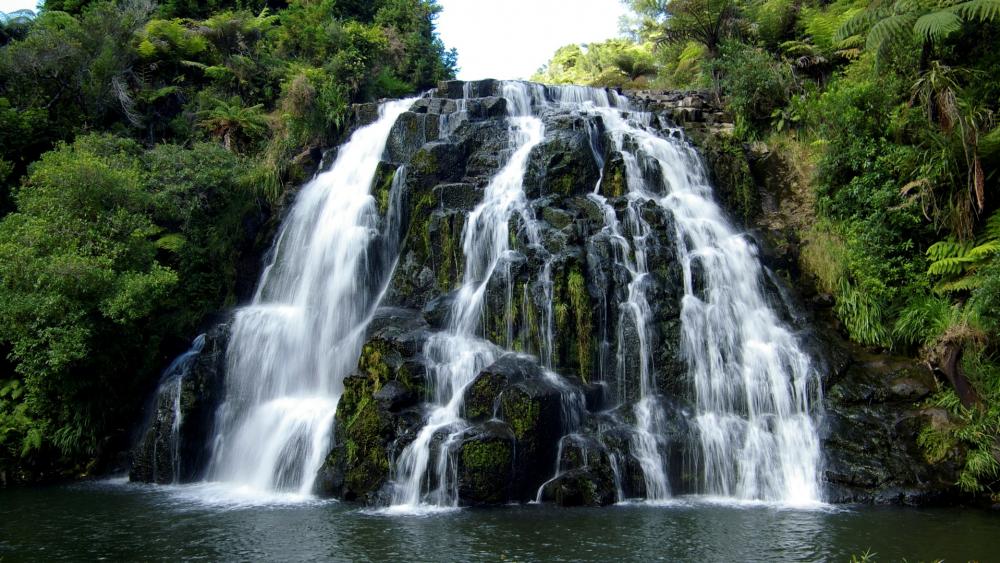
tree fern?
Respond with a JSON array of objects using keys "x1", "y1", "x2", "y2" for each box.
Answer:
[
  {"x1": 914, "y1": 10, "x2": 962, "y2": 41},
  {"x1": 956, "y1": 0, "x2": 1000, "y2": 21},
  {"x1": 927, "y1": 210, "x2": 1000, "y2": 289},
  {"x1": 837, "y1": 0, "x2": 1000, "y2": 60}
]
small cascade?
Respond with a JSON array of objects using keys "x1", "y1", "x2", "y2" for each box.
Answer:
[
  {"x1": 390, "y1": 82, "x2": 548, "y2": 510},
  {"x1": 580, "y1": 100, "x2": 823, "y2": 504},
  {"x1": 585, "y1": 187, "x2": 671, "y2": 501},
  {"x1": 131, "y1": 334, "x2": 206, "y2": 484},
  {"x1": 205, "y1": 98, "x2": 416, "y2": 496}
]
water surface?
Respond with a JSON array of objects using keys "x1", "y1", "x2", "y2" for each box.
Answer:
[{"x1": 1, "y1": 481, "x2": 995, "y2": 561}]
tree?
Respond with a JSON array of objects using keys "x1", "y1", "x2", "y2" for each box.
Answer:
[
  {"x1": 197, "y1": 96, "x2": 269, "y2": 152},
  {"x1": 630, "y1": 0, "x2": 744, "y2": 58},
  {"x1": 836, "y1": 0, "x2": 1000, "y2": 68}
]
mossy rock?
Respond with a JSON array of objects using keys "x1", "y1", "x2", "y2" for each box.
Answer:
[
  {"x1": 499, "y1": 379, "x2": 564, "y2": 497},
  {"x1": 600, "y1": 152, "x2": 628, "y2": 198},
  {"x1": 691, "y1": 133, "x2": 759, "y2": 224},
  {"x1": 456, "y1": 422, "x2": 515, "y2": 505},
  {"x1": 524, "y1": 122, "x2": 601, "y2": 199},
  {"x1": 318, "y1": 373, "x2": 393, "y2": 501},
  {"x1": 539, "y1": 467, "x2": 616, "y2": 507},
  {"x1": 463, "y1": 354, "x2": 543, "y2": 422}
]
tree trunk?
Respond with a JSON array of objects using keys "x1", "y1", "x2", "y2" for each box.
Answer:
[{"x1": 929, "y1": 340, "x2": 981, "y2": 408}]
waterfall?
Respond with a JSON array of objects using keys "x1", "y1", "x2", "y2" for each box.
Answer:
[
  {"x1": 382, "y1": 82, "x2": 820, "y2": 509},
  {"x1": 205, "y1": 98, "x2": 416, "y2": 496},
  {"x1": 133, "y1": 334, "x2": 206, "y2": 484},
  {"x1": 389, "y1": 82, "x2": 548, "y2": 511},
  {"x1": 580, "y1": 100, "x2": 823, "y2": 504}
]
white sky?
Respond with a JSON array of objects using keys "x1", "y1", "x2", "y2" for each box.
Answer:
[
  {"x1": 0, "y1": 0, "x2": 38, "y2": 12},
  {"x1": 1, "y1": 0, "x2": 627, "y2": 80},
  {"x1": 436, "y1": 0, "x2": 627, "y2": 80}
]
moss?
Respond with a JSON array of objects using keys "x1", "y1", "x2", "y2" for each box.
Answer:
[
  {"x1": 696, "y1": 134, "x2": 759, "y2": 224},
  {"x1": 550, "y1": 173, "x2": 576, "y2": 196},
  {"x1": 501, "y1": 391, "x2": 540, "y2": 440},
  {"x1": 409, "y1": 148, "x2": 437, "y2": 177},
  {"x1": 334, "y1": 374, "x2": 391, "y2": 497},
  {"x1": 459, "y1": 438, "x2": 513, "y2": 503},
  {"x1": 373, "y1": 165, "x2": 395, "y2": 216},
  {"x1": 435, "y1": 213, "x2": 456, "y2": 291},
  {"x1": 358, "y1": 339, "x2": 421, "y2": 395},
  {"x1": 358, "y1": 341, "x2": 390, "y2": 387},
  {"x1": 567, "y1": 267, "x2": 593, "y2": 382},
  {"x1": 520, "y1": 281, "x2": 540, "y2": 356},
  {"x1": 465, "y1": 374, "x2": 503, "y2": 421},
  {"x1": 605, "y1": 164, "x2": 626, "y2": 198},
  {"x1": 461, "y1": 439, "x2": 511, "y2": 470}
]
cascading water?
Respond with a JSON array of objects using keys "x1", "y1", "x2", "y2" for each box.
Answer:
[
  {"x1": 150, "y1": 78, "x2": 821, "y2": 508},
  {"x1": 382, "y1": 81, "x2": 821, "y2": 508},
  {"x1": 205, "y1": 98, "x2": 416, "y2": 496},
  {"x1": 133, "y1": 334, "x2": 206, "y2": 484},
  {"x1": 579, "y1": 98, "x2": 823, "y2": 504},
  {"x1": 389, "y1": 82, "x2": 548, "y2": 511}
]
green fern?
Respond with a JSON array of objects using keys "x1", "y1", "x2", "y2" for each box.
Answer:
[
  {"x1": 914, "y1": 10, "x2": 962, "y2": 41},
  {"x1": 956, "y1": 0, "x2": 1000, "y2": 21},
  {"x1": 154, "y1": 233, "x2": 186, "y2": 253},
  {"x1": 926, "y1": 210, "x2": 1000, "y2": 289},
  {"x1": 837, "y1": 0, "x2": 1000, "y2": 60}
]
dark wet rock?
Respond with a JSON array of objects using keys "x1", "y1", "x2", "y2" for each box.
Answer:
[
  {"x1": 457, "y1": 421, "x2": 516, "y2": 505},
  {"x1": 501, "y1": 378, "x2": 565, "y2": 497},
  {"x1": 437, "y1": 79, "x2": 500, "y2": 99},
  {"x1": 540, "y1": 467, "x2": 617, "y2": 507},
  {"x1": 822, "y1": 351, "x2": 963, "y2": 505},
  {"x1": 524, "y1": 116, "x2": 601, "y2": 199},
  {"x1": 385, "y1": 111, "x2": 440, "y2": 165},
  {"x1": 313, "y1": 308, "x2": 429, "y2": 502},
  {"x1": 464, "y1": 354, "x2": 543, "y2": 422},
  {"x1": 433, "y1": 182, "x2": 482, "y2": 211},
  {"x1": 130, "y1": 322, "x2": 229, "y2": 484}
]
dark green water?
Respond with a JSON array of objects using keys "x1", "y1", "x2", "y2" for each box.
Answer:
[{"x1": 0, "y1": 480, "x2": 996, "y2": 562}]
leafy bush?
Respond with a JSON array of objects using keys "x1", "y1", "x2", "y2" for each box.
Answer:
[{"x1": 712, "y1": 42, "x2": 797, "y2": 135}]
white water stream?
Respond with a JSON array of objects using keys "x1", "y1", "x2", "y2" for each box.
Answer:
[{"x1": 205, "y1": 99, "x2": 416, "y2": 497}]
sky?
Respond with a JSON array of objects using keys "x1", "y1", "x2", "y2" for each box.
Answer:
[
  {"x1": 436, "y1": 0, "x2": 627, "y2": 80},
  {"x1": 0, "y1": 0, "x2": 628, "y2": 80},
  {"x1": 0, "y1": 0, "x2": 37, "y2": 12}
]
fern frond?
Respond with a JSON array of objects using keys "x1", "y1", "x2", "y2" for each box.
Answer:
[
  {"x1": 914, "y1": 10, "x2": 962, "y2": 41},
  {"x1": 980, "y1": 209, "x2": 1000, "y2": 241},
  {"x1": 956, "y1": 0, "x2": 1000, "y2": 22},
  {"x1": 836, "y1": 8, "x2": 880, "y2": 41},
  {"x1": 154, "y1": 233, "x2": 186, "y2": 253},
  {"x1": 866, "y1": 13, "x2": 918, "y2": 53},
  {"x1": 927, "y1": 239, "x2": 972, "y2": 261},
  {"x1": 934, "y1": 275, "x2": 984, "y2": 293},
  {"x1": 928, "y1": 256, "x2": 974, "y2": 276},
  {"x1": 980, "y1": 126, "x2": 1000, "y2": 159},
  {"x1": 967, "y1": 239, "x2": 1000, "y2": 259}
]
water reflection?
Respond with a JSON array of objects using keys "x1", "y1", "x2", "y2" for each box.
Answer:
[{"x1": 0, "y1": 482, "x2": 995, "y2": 561}]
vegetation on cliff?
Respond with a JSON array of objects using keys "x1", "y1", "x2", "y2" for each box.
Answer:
[
  {"x1": 0, "y1": 0, "x2": 454, "y2": 483},
  {"x1": 537, "y1": 0, "x2": 1000, "y2": 498}
]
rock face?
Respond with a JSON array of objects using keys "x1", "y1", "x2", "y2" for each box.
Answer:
[
  {"x1": 822, "y1": 347, "x2": 963, "y2": 504},
  {"x1": 309, "y1": 80, "x2": 692, "y2": 506},
  {"x1": 138, "y1": 80, "x2": 962, "y2": 507},
  {"x1": 130, "y1": 321, "x2": 229, "y2": 484}
]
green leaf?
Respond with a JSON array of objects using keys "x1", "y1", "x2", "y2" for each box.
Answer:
[
  {"x1": 914, "y1": 10, "x2": 962, "y2": 41},
  {"x1": 956, "y1": 0, "x2": 1000, "y2": 22},
  {"x1": 154, "y1": 233, "x2": 186, "y2": 253}
]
